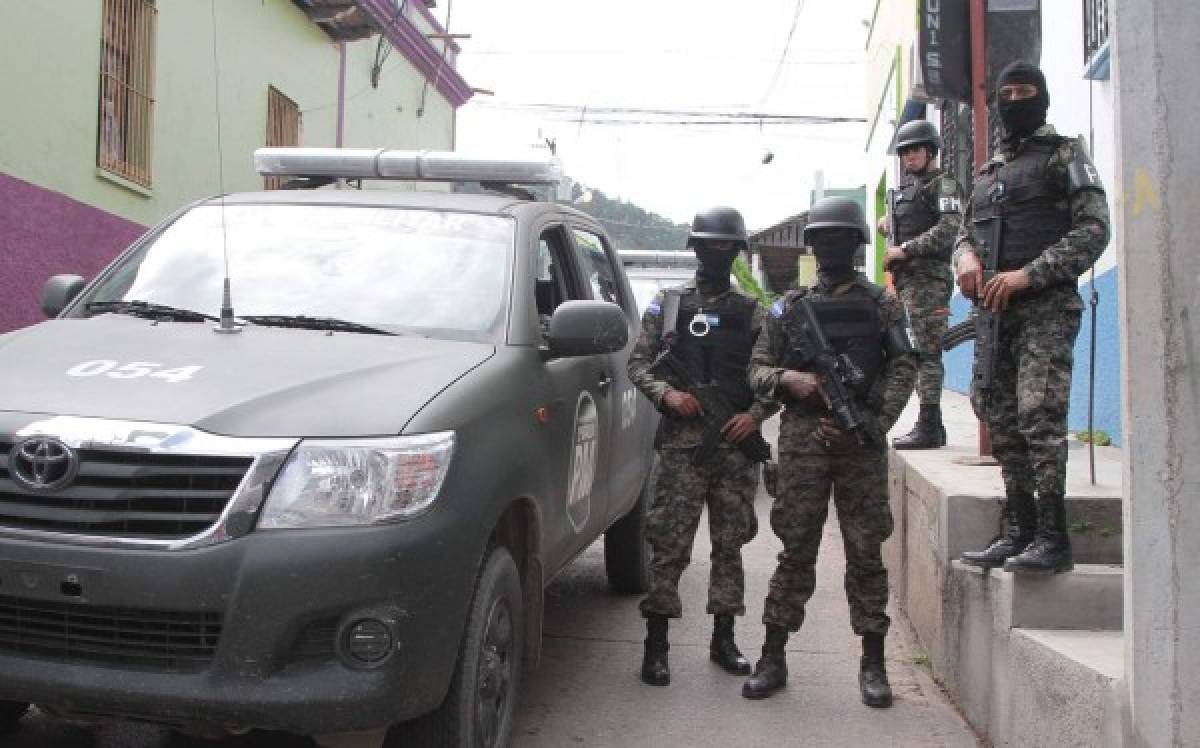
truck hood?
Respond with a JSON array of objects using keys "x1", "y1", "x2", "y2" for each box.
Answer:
[{"x1": 0, "y1": 317, "x2": 494, "y2": 437}]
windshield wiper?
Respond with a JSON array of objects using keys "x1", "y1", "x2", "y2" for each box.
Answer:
[
  {"x1": 239, "y1": 315, "x2": 398, "y2": 336},
  {"x1": 85, "y1": 300, "x2": 218, "y2": 323}
]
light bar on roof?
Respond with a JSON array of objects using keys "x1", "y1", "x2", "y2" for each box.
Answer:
[{"x1": 254, "y1": 147, "x2": 563, "y2": 185}]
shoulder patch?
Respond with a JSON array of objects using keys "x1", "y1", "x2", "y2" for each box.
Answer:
[
  {"x1": 939, "y1": 181, "x2": 963, "y2": 214},
  {"x1": 1066, "y1": 140, "x2": 1105, "y2": 196}
]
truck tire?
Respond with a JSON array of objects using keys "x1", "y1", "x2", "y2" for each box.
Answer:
[
  {"x1": 0, "y1": 702, "x2": 29, "y2": 734},
  {"x1": 604, "y1": 456, "x2": 655, "y2": 594},
  {"x1": 391, "y1": 546, "x2": 523, "y2": 748}
]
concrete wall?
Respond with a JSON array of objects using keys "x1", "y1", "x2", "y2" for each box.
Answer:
[
  {"x1": 1112, "y1": 1, "x2": 1200, "y2": 745},
  {"x1": 0, "y1": 0, "x2": 455, "y2": 332}
]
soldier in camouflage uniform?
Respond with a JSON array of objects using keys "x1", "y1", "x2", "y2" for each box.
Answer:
[
  {"x1": 955, "y1": 61, "x2": 1110, "y2": 575},
  {"x1": 741, "y1": 197, "x2": 917, "y2": 707},
  {"x1": 881, "y1": 119, "x2": 963, "y2": 449},
  {"x1": 627, "y1": 206, "x2": 779, "y2": 687}
]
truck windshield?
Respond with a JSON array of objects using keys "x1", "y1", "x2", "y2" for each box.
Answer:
[{"x1": 76, "y1": 204, "x2": 513, "y2": 339}]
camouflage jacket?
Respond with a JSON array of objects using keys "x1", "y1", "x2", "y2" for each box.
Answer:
[
  {"x1": 627, "y1": 280, "x2": 779, "y2": 449},
  {"x1": 953, "y1": 124, "x2": 1111, "y2": 312},
  {"x1": 748, "y1": 274, "x2": 917, "y2": 454},
  {"x1": 891, "y1": 167, "x2": 962, "y2": 289}
]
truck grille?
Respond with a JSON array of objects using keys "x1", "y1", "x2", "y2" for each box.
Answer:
[
  {"x1": 0, "y1": 595, "x2": 222, "y2": 670},
  {"x1": 0, "y1": 442, "x2": 252, "y2": 539}
]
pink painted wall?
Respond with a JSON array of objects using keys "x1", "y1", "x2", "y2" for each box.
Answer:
[{"x1": 0, "y1": 172, "x2": 145, "y2": 332}]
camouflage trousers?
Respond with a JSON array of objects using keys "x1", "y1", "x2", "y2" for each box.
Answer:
[
  {"x1": 971, "y1": 305, "x2": 1081, "y2": 499},
  {"x1": 639, "y1": 447, "x2": 759, "y2": 618},
  {"x1": 898, "y1": 278, "x2": 951, "y2": 405},
  {"x1": 762, "y1": 446, "x2": 893, "y2": 635}
]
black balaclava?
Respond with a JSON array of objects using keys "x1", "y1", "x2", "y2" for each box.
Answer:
[
  {"x1": 810, "y1": 229, "x2": 859, "y2": 285},
  {"x1": 693, "y1": 241, "x2": 737, "y2": 294},
  {"x1": 997, "y1": 60, "x2": 1049, "y2": 139}
]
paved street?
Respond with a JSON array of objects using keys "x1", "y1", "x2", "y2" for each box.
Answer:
[{"x1": 2, "y1": 422, "x2": 979, "y2": 748}]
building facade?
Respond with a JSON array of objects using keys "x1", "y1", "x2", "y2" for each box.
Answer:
[
  {"x1": 0, "y1": 0, "x2": 470, "y2": 332},
  {"x1": 863, "y1": 0, "x2": 1119, "y2": 444}
]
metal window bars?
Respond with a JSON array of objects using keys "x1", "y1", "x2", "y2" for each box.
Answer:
[
  {"x1": 1083, "y1": 0, "x2": 1111, "y2": 66},
  {"x1": 98, "y1": 0, "x2": 157, "y2": 188},
  {"x1": 264, "y1": 87, "x2": 302, "y2": 190}
]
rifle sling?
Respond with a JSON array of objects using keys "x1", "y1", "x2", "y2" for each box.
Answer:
[{"x1": 660, "y1": 289, "x2": 684, "y2": 344}]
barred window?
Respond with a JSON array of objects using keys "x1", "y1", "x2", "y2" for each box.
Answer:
[
  {"x1": 98, "y1": 0, "x2": 157, "y2": 188},
  {"x1": 1083, "y1": 0, "x2": 1111, "y2": 66},
  {"x1": 264, "y1": 87, "x2": 301, "y2": 190}
]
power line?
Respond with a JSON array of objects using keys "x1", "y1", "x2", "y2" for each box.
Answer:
[
  {"x1": 472, "y1": 101, "x2": 864, "y2": 123},
  {"x1": 759, "y1": 0, "x2": 807, "y2": 106},
  {"x1": 464, "y1": 48, "x2": 862, "y2": 65},
  {"x1": 539, "y1": 118, "x2": 863, "y2": 126}
]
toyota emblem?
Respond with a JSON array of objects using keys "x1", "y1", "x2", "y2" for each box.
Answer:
[{"x1": 9, "y1": 437, "x2": 79, "y2": 493}]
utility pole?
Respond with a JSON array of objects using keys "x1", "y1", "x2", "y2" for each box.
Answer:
[{"x1": 968, "y1": 0, "x2": 995, "y2": 460}]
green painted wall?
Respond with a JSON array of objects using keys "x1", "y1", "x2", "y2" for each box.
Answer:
[
  {"x1": 874, "y1": 173, "x2": 888, "y2": 284},
  {"x1": 0, "y1": 0, "x2": 455, "y2": 227}
]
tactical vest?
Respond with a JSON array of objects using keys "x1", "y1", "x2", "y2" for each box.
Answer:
[
  {"x1": 971, "y1": 137, "x2": 1072, "y2": 272},
  {"x1": 789, "y1": 283, "x2": 884, "y2": 399},
  {"x1": 892, "y1": 176, "x2": 939, "y2": 246},
  {"x1": 672, "y1": 291, "x2": 756, "y2": 410}
]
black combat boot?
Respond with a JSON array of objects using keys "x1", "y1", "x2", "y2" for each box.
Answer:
[
  {"x1": 1004, "y1": 493, "x2": 1074, "y2": 574},
  {"x1": 640, "y1": 614, "x2": 670, "y2": 686},
  {"x1": 859, "y1": 633, "x2": 893, "y2": 708},
  {"x1": 891, "y1": 404, "x2": 947, "y2": 449},
  {"x1": 710, "y1": 614, "x2": 752, "y2": 675},
  {"x1": 960, "y1": 492, "x2": 1036, "y2": 568},
  {"x1": 741, "y1": 625, "x2": 789, "y2": 699}
]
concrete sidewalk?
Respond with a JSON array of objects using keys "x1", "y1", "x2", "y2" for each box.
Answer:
[
  {"x1": 514, "y1": 413, "x2": 981, "y2": 747},
  {"x1": 890, "y1": 389, "x2": 1123, "y2": 499}
]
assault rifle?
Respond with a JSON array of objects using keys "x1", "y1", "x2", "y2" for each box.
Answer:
[
  {"x1": 782, "y1": 298, "x2": 872, "y2": 445},
  {"x1": 649, "y1": 292, "x2": 772, "y2": 466},
  {"x1": 942, "y1": 182, "x2": 1005, "y2": 396},
  {"x1": 883, "y1": 187, "x2": 902, "y2": 272}
]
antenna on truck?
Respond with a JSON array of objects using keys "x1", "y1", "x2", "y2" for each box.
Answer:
[{"x1": 210, "y1": 0, "x2": 241, "y2": 335}]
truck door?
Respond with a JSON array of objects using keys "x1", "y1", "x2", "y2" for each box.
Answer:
[
  {"x1": 567, "y1": 227, "x2": 654, "y2": 521},
  {"x1": 533, "y1": 224, "x2": 613, "y2": 567}
]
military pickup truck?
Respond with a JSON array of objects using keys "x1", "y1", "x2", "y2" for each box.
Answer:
[{"x1": 0, "y1": 149, "x2": 657, "y2": 746}]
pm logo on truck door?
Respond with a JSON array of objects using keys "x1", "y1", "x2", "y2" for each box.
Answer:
[{"x1": 566, "y1": 392, "x2": 599, "y2": 532}]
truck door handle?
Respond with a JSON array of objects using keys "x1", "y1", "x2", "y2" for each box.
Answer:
[{"x1": 597, "y1": 373, "x2": 613, "y2": 392}]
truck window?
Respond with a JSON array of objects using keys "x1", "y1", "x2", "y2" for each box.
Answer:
[
  {"x1": 570, "y1": 228, "x2": 623, "y2": 307},
  {"x1": 535, "y1": 226, "x2": 585, "y2": 340}
]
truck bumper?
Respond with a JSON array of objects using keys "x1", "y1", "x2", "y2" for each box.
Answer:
[{"x1": 0, "y1": 512, "x2": 480, "y2": 735}]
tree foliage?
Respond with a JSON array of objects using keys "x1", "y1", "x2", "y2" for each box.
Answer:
[{"x1": 568, "y1": 184, "x2": 689, "y2": 252}]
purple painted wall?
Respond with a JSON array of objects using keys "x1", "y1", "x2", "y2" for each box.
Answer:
[{"x1": 0, "y1": 172, "x2": 145, "y2": 332}]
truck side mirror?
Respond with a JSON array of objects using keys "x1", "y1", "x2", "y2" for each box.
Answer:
[
  {"x1": 547, "y1": 300, "x2": 629, "y2": 357},
  {"x1": 41, "y1": 274, "x2": 87, "y2": 318}
]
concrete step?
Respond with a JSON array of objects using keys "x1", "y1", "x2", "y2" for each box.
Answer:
[
  {"x1": 952, "y1": 561, "x2": 1123, "y2": 631},
  {"x1": 1005, "y1": 629, "x2": 1126, "y2": 748},
  {"x1": 898, "y1": 457, "x2": 1123, "y2": 566},
  {"x1": 933, "y1": 564, "x2": 1126, "y2": 744}
]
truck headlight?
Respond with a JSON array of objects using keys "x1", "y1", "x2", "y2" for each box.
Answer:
[{"x1": 259, "y1": 432, "x2": 455, "y2": 529}]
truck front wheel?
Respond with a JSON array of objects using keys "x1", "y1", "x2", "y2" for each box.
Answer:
[
  {"x1": 392, "y1": 546, "x2": 523, "y2": 747},
  {"x1": 604, "y1": 456, "x2": 654, "y2": 594}
]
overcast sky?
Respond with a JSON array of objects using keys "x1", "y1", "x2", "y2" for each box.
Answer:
[{"x1": 432, "y1": 0, "x2": 872, "y2": 231}]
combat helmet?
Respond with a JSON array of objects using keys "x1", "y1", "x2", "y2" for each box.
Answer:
[
  {"x1": 803, "y1": 196, "x2": 869, "y2": 246},
  {"x1": 688, "y1": 206, "x2": 748, "y2": 248},
  {"x1": 895, "y1": 119, "x2": 940, "y2": 157}
]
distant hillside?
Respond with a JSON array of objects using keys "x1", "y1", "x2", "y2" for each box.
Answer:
[{"x1": 569, "y1": 184, "x2": 690, "y2": 253}]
